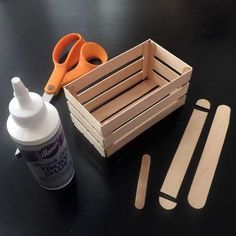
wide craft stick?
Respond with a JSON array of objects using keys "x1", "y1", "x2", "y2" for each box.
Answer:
[
  {"x1": 188, "y1": 105, "x2": 231, "y2": 209},
  {"x1": 159, "y1": 99, "x2": 210, "y2": 210},
  {"x1": 135, "y1": 154, "x2": 151, "y2": 209}
]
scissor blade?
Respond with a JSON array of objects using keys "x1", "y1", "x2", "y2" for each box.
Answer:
[{"x1": 42, "y1": 92, "x2": 54, "y2": 103}]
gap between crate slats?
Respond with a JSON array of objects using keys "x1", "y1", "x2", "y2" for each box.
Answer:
[
  {"x1": 67, "y1": 101, "x2": 104, "y2": 147},
  {"x1": 66, "y1": 40, "x2": 147, "y2": 94},
  {"x1": 153, "y1": 59, "x2": 179, "y2": 82},
  {"x1": 64, "y1": 39, "x2": 193, "y2": 157},
  {"x1": 153, "y1": 42, "x2": 191, "y2": 74},
  {"x1": 106, "y1": 96, "x2": 186, "y2": 157},
  {"x1": 103, "y1": 83, "x2": 189, "y2": 147},
  {"x1": 91, "y1": 76, "x2": 160, "y2": 122},
  {"x1": 64, "y1": 87, "x2": 102, "y2": 134},
  {"x1": 67, "y1": 83, "x2": 189, "y2": 149},
  {"x1": 84, "y1": 71, "x2": 143, "y2": 112},
  {"x1": 70, "y1": 114, "x2": 106, "y2": 157},
  {"x1": 77, "y1": 58, "x2": 143, "y2": 104},
  {"x1": 100, "y1": 68, "x2": 192, "y2": 136},
  {"x1": 70, "y1": 96, "x2": 186, "y2": 157}
]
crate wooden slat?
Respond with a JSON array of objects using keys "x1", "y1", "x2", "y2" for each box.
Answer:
[{"x1": 64, "y1": 39, "x2": 193, "y2": 157}]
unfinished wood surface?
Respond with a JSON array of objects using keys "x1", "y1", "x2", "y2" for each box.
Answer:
[
  {"x1": 103, "y1": 84, "x2": 189, "y2": 148},
  {"x1": 77, "y1": 59, "x2": 143, "y2": 104},
  {"x1": 64, "y1": 39, "x2": 193, "y2": 157},
  {"x1": 135, "y1": 154, "x2": 151, "y2": 209},
  {"x1": 84, "y1": 71, "x2": 143, "y2": 111},
  {"x1": 159, "y1": 197, "x2": 177, "y2": 210},
  {"x1": 147, "y1": 40, "x2": 155, "y2": 79},
  {"x1": 92, "y1": 77, "x2": 159, "y2": 122},
  {"x1": 106, "y1": 96, "x2": 186, "y2": 157},
  {"x1": 100, "y1": 69, "x2": 191, "y2": 136},
  {"x1": 66, "y1": 41, "x2": 146, "y2": 92},
  {"x1": 153, "y1": 58, "x2": 179, "y2": 81},
  {"x1": 67, "y1": 102, "x2": 104, "y2": 147},
  {"x1": 70, "y1": 113, "x2": 106, "y2": 157},
  {"x1": 64, "y1": 87, "x2": 102, "y2": 134},
  {"x1": 142, "y1": 40, "x2": 151, "y2": 79},
  {"x1": 159, "y1": 99, "x2": 210, "y2": 210},
  {"x1": 188, "y1": 105, "x2": 230, "y2": 209},
  {"x1": 153, "y1": 41, "x2": 192, "y2": 74},
  {"x1": 196, "y1": 99, "x2": 211, "y2": 109},
  {"x1": 150, "y1": 71, "x2": 169, "y2": 86}
]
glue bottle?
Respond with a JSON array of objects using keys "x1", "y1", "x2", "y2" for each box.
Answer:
[{"x1": 7, "y1": 77, "x2": 75, "y2": 190}]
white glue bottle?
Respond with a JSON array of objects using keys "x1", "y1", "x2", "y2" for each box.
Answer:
[{"x1": 7, "y1": 77, "x2": 75, "y2": 190}]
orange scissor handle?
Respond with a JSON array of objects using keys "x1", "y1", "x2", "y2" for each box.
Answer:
[
  {"x1": 44, "y1": 33, "x2": 85, "y2": 94},
  {"x1": 62, "y1": 42, "x2": 108, "y2": 86}
]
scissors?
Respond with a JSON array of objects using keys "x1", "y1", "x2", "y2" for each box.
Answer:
[
  {"x1": 42, "y1": 33, "x2": 108, "y2": 103},
  {"x1": 15, "y1": 33, "x2": 108, "y2": 157}
]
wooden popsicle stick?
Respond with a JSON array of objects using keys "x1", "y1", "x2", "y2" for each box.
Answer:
[
  {"x1": 188, "y1": 105, "x2": 231, "y2": 209},
  {"x1": 159, "y1": 99, "x2": 211, "y2": 210},
  {"x1": 159, "y1": 197, "x2": 177, "y2": 210},
  {"x1": 135, "y1": 154, "x2": 151, "y2": 209}
]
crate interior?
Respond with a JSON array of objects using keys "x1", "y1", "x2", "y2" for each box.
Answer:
[
  {"x1": 65, "y1": 39, "x2": 192, "y2": 156},
  {"x1": 66, "y1": 40, "x2": 191, "y2": 129}
]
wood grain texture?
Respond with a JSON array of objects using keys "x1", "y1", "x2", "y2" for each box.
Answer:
[
  {"x1": 92, "y1": 77, "x2": 159, "y2": 122},
  {"x1": 64, "y1": 87, "x2": 102, "y2": 134},
  {"x1": 66, "y1": 41, "x2": 145, "y2": 92},
  {"x1": 106, "y1": 96, "x2": 186, "y2": 157},
  {"x1": 100, "y1": 69, "x2": 192, "y2": 136},
  {"x1": 65, "y1": 40, "x2": 192, "y2": 157},
  {"x1": 77, "y1": 58, "x2": 143, "y2": 104},
  {"x1": 67, "y1": 102, "x2": 104, "y2": 147},
  {"x1": 142, "y1": 40, "x2": 151, "y2": 79},
  {"x1": 188, "y1": 105, "x2": 230, "y2": 209},
  {"x1": 159, "y1": 99, "x2": 210, "y2": 208},
  {"x1": 84, "y1": 71, "x2": 143, "y2": 111},
  {"x1": 153, "y1": 41, "x2": 192, "y2": 74},
  {"x1": 159, "y1": 197, "x2": 177, "y2": 210},
  {"x1": 135, "y1": 154, "x2": 151, "y2": 209},
  {"x1": 153, "y1": 58, "x2": 179, "y2": 81},
  {"x1": 70, "y1": 113, "x2": 106, "y2": 157},
  {"x1": 103, "y1": 84, "x2": 189, "y2": 148}
]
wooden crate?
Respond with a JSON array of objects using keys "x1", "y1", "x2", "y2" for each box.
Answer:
[{"x1": 64, "y1": 39, "x2": 193, "y2": 157}]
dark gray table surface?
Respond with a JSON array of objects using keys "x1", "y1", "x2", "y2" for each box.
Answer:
[{"x1": 1, "y1": 0, "x2": 236, "y2": 235}]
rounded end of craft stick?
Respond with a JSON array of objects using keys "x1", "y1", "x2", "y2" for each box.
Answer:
[
  {"x1": 217, "y1": 104, "x2": 231, "y2": 114},
  {"x1": 159, "y1": 197, "x2": 177, "y2": 210},
  {"x1": 196, "y1": 99, "x2": 211, "y2": 110},
  {"x1": 187, "y1": 196, "x2": 205, "y2": 210},
  {"x1": 135, "y1": 202, "x2": 144, "y2": 210}
]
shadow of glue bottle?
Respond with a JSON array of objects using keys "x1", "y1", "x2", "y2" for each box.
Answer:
[{"x1": 7, "y1": 77, "x2": 75, "y2": 190}]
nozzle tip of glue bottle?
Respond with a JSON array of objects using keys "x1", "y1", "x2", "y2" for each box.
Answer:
[{"x1": 11, "y1": 77, "x2": 29, "y2": 98}]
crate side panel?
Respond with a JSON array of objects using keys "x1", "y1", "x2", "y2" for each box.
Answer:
[
  {"x1": 64, "y1": 87, "x2": 102, "y2": 134},
  {"x1": 103, "y1": 83, "x2": 189, "y2": 147},
  {"x1": 67, "y1": 102, "x2": 104, "y2": 147},
  {"x1": 84, "y1": 71, "x2": 143, "y2": 111},
  {"x1": 153, "y1": 58, "x2": 179, "y2": 81},
  {"x1": 106, "y1": 96, "x2": 186, "y2": 157},
  {"x1": 92, "y1": 77, "x2": 160, "y2": 122},
  {"x1": 101, "y1": 69, "x2": 191, "y2": 136},
  {"x1": 70, "y1": 114, "x2": 106, "y2": 157},
  {"x1": 66, "y1": 41, "x2": 145, "y2": 93},
  {"x1": 153, "y1": 41, "x2": 192, "y2": 74},
  {"x1": 77, "y1": 58, "x2": 143, "y2": 104}
]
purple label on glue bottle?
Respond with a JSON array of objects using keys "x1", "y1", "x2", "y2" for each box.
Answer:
[{"x1": 17, "y1": 125, "x2": 75, "y2": 190}]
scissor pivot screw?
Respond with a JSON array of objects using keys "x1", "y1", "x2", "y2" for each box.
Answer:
[{"x1": 47, "y1": 85, "x2": 55, "y2": 91}]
